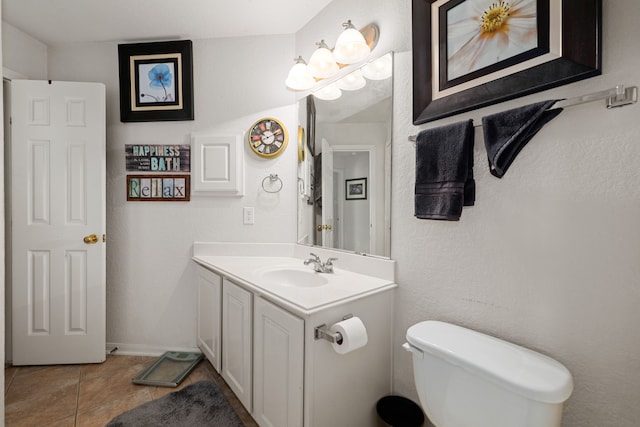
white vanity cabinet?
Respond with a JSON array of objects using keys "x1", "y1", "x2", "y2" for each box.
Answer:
[
  {"x1": 196, "y1": 267, "x2": 222, "y2": 372},
  {"x1": 222, "y1": 278, "x2": 253, "y2": 411},
  {"x1": 194, "y1": 254, "x2": 395, "y2": 427},
  {"x1": 253, "y1": 296, "x2": 304, "y2": 427}
]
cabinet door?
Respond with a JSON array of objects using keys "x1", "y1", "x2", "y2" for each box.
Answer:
[
  {"x1": 222, "y1": 278, "x2": 253, "y2": 411},
  {"x1": 196, "y1": 267, "x2": 222, "y2": 372},
  {"x1": 253, "y1": 297, "x2": 304, "y2": 427}
]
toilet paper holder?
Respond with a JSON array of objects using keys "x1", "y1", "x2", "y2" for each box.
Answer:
[{"x1": 314, "y1": 314, "x2": 353, "y2": 344}]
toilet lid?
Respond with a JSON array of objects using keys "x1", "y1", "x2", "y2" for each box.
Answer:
[{"x1": 406, "y1": 321, "x2": 574, "y2": 403}]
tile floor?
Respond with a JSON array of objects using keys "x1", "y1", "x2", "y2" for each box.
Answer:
[{"x1": 4, "y1": 354, "x2": 258, "y2": 427}]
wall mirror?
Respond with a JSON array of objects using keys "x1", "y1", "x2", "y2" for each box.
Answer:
[{"x1": 297, "y1": 52, "x2": 392, "y2": 258}]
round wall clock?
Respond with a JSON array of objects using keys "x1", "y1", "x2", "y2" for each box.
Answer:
[{"x1": 248, "y1": 117, "x2": 289, "y2": 158}]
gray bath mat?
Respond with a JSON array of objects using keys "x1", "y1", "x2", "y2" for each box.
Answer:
[{"x1": 107, "y1": 381, "x2": 244, "y2": 426}]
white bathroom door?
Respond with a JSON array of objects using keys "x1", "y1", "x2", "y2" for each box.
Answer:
[
  {"x1": 321, "y1": 139, "x2": 334, "y2": 248},
  {"x1": 10, "y1": 80, "x2": 106, "y2": 365}
]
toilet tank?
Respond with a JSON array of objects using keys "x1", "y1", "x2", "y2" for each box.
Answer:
[{"x1": 405, "y1": 321, "x2": 573, "y2": 427}]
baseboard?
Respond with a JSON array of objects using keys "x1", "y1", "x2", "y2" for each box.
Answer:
[{"x1": 106, "y1": 342, "x2": 201, "y2": 357}]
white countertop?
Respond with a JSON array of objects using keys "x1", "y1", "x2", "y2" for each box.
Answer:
[{"x1": 193, "y1": 254, "x2": 396, "y2": 315}]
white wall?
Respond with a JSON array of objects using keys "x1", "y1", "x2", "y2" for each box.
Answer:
[
  {"x1": 301, "y1": 1, "x2": 640, "y2": 426},
  {"x1": 1, "y1": 21, "x2": 47, "y2": 79},
  {"x1": 44, "y1": 35, "x2": 298, "y2": 353}
]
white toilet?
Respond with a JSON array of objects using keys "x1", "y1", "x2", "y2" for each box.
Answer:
[{"x1": 404, "y1": 321, "x2": 573, "y2": 427}]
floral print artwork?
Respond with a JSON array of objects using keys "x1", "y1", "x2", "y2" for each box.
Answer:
[
  {"x1": 138, "y1": 62, "x2": 175, "y2": 103},
  {"x1": 446, "y1": 0, "x2": 538, "y2": 81}
]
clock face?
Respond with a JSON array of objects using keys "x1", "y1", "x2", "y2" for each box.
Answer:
[{"x1": 248, "y1": 118, "x2": 288, "y2": 158}]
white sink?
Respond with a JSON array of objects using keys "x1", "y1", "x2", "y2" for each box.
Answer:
[
  {"x1": 254, "y1": 266, "x2": 329, "y2": 287},
  {"x1": 194, "y1": 254, "x2": 396, "y2": 312}
]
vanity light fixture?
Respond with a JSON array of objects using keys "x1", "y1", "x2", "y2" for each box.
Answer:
[
  {"x1": 333, "y1": 20, "x2": 371, "y2": 64},
  {"x1": 361, "y1": 52, "x2": 393, "y2": 80},
  {"x1": 286, "y1": 21, "x2": 379, "y2": 93},
  {"x1": 336, "y1": 69, "x2": 367, "y2": 91},
  {"x1": 307, "y1": 40, "x2": 340, "y2": 79},
  {"x1": 285, "y1": 56, "x2": 316, "y2": 91},
  {"x1": 313, "y1": 82, "x2": 342, "y2": 101}
]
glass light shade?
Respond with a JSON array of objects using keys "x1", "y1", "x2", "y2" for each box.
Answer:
[
  {"x1": 313, "y1": 83, "x2": 342, "y2": 101},
  {"x1": 285, "y1": 57, "x2": 315, "y2": 91},
  {"x1": 336, "y1": 69, "x2": 366, "y2": 91},
  {"x1": 362, "y1": 53, "x2": 392, "y2": 80},
  {"x1": 333, "y1": 21, "x2": 370, "y2": 64},
  {"x1": 307, "y1": 40, "x2": 339, "y2": 79}
]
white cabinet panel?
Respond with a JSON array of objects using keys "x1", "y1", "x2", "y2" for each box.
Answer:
[
  {"x1": 191, "y1": 134, "x2": 244, "y2": 196},
  {"x1": 222, "y1": 278, "x2": 253, "y2": 411},
  {"x1": 196, "y1": 267, "x2": 222, "y2": 372},
  {"x1": 253, "y1": 297, "x2": 304, "y2": 427}
]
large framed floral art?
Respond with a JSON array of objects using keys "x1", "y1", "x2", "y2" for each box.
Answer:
[
  {"x1": 118, "y1": 40, "x2": 194, "y2": 122},
  {"x1": 412, "y1": 0, "x2": 602, "y2": 125}
]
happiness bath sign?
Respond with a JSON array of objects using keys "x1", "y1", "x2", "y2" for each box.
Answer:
[{"x1": 125, "y1": 144, "x2": 190, "y2": 172}]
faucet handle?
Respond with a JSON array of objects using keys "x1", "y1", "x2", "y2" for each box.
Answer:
[
  {"x1": 325, "y1": 257, "x2": 338, "y2": 266},
  {"x1": 309, "y1": 252, "x2": 320, "y2": 261}
]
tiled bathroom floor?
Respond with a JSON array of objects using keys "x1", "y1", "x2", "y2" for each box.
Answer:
[{"x1": 4, "y1": 354, "x2": 258, "y2": 427}]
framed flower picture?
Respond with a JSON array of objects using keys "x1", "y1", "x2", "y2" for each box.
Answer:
[
  {"x1": 118, "y1": 40, "x2": 194, "y2": 122},
  {"x1": 412, "y1": 0, "x2": 602, "y2": 125}
]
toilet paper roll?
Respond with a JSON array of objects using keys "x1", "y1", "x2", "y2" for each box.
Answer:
[{"x1": 330, "y1": 316, "x2": 368, "y2": 355}]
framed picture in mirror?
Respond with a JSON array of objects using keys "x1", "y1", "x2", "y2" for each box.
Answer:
[{"x1": 346, "y1": 178, "x2": 367, "y2": 200}]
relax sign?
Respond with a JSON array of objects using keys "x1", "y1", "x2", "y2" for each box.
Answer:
[{"x1": 127, "y1": 175, "x2": 190, "y2": 201}]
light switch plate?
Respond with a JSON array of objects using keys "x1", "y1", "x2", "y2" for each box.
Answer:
[{"x1": 243, "y1": 207, "x2": 255, "y2": 225}]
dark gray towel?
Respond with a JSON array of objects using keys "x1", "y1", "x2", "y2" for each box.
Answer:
[
  {"x1": 415, "y1": 119, "x2": 474, "y2": 221},
  {"x1": 482, "y1": 100, "x2": 562, "y2": 178}
]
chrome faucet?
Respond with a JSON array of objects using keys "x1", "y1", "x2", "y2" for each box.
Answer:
[{"x1": 303, "y1": 253, "x2": 338, "y2": 273}]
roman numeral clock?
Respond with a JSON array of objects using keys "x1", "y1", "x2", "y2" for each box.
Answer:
[{"x1": 248, "y1": 117, "x2": 288, "y2": 158}]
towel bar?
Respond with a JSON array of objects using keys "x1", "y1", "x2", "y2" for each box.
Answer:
[{"x1": 408, "y1": 84, "x2": 638, "y2": 142}]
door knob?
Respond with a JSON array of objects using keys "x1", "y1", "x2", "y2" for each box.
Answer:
[{"x1": 83, "y1": 234, "x2": 99, "y2": 244}]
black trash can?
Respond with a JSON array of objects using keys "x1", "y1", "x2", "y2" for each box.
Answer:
[{"x1": 376, "y1": 395, "x2": 425, "y2": 427}]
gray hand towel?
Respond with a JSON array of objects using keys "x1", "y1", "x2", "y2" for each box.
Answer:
[
  {"x1": 482, "y1": 100, "x2": 562, "y2": 178},
  {"x1": 415, "y1": 119, "x2": 474, "y2": 221}
]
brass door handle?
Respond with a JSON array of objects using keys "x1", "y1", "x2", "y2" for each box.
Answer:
[
  {"x1": 316, "y1": 224, "x2": 333, "y2": 231},
  {"x1": 83, "y1": 234, "x2": 99, "y2": 244}
]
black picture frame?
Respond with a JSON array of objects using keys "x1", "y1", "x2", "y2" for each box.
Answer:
[
  {"x1": 118, "y1": 40, "x2": 194, "y2": 122},
  {"x1": 306, "y1": 95, "x2": 317, "y2": 156},
  {"x1": 345, "y1": 178, "x2": 367, "y2": 200},
  {"x1": 412, "y1": 0, "x2": 602, "y2": 125}
]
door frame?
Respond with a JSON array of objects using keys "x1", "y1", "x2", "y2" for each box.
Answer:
[{"x1": 331, "y1": 144, "x2": 377, "y2": 254}]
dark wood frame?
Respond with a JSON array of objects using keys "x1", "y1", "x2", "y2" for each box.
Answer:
[
  {"x1": 306, "y1": 95, "x2": 317, "y2": 156},
  {"x1": 412, "y1": 0, "x2": 602, "y2": 125},
  {"x1": 127, "y1": 174, "x2": 191, "y2": 201},
  {"x1": 118, "y1": 40, "x2": 194, "y2": 122}
]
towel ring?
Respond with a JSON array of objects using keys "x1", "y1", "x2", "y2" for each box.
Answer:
[{"x1": 262, "y1": 174, "x2": 283, "y2": 193}]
